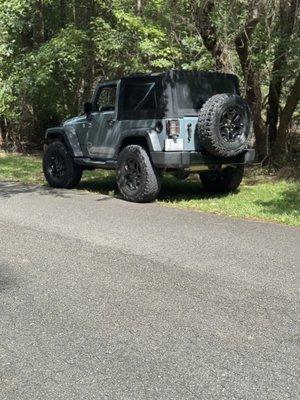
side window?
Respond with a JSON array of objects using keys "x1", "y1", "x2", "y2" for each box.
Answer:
[
  {"x1": 96, "y1": 86, "x2": 116, "y2": 112},
  {"x1": 123, "y1": 83, "x2": 157, "y2": 112}
]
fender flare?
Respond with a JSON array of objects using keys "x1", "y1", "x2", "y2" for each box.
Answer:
[
  {"x1": 45, "y1": 127, "x2": 83, "y2": 157},
  {"x1": 118, "y1": 129, "x2": 163, "y2": 155}
]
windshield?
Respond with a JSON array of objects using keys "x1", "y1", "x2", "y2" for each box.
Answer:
[{"x1": 174, "y1": 73, "x2": 237, "y2": 114}]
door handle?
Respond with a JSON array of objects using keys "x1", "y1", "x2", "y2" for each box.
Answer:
[{"x1": 107, "y1": 117, "x2": 115, "y2": 127}]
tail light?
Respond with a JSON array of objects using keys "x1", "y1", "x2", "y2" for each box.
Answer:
[{"x1": 166, "y1": 119, "x2": 180, "y2": 137}]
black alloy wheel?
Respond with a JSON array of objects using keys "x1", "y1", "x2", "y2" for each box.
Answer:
[
  {"x1": 48, "y1": 152, "x2": 67, "y2": 179},
  {"x1": 219, "y1": 107, "x2": 245, "y2": 143},
  {"x1": 124, "y1": 158, "x2": 142, "y2": 192}
]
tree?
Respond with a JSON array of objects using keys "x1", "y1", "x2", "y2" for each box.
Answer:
[
  {"x1": 189, "y1": 0, "x2": 299, "y2": 162},
  {"x1": 266, "y1": 0, "x2": 298, "y2": 144},
  {"x1": 235, "y1": 0, "x2": 266, "y2": 159},
  {"x1": 191, "y1": 0, "x2": 267, "y2": 158},
  {"x1": 0, "y1": 0, "x2": 299, "y2": 165},
  {"x1": 272, "y1": 73, "x2": 300, "y2": 162},
  {"x1": 194, "y1": 0, "x2": 232, "y2": 72}
]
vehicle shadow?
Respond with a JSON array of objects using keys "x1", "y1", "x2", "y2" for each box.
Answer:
[
  {"x1": 0, "y1": 181, "x2": 71, "y2": 199},
  {"x1": 158, "y1": 175, "x2": 231, "y2": 202},
  {"x1": 77, "y1": 175, "x2": 116, "y2": 195},
  {"x1": 0, "y1": 174, "x2": 232, "y2": 202},
  {"x1": 78, "y1": 173, "x2": 231, "y2": 202}
]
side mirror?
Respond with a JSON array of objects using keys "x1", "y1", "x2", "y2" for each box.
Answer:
[{"x1": 84, "y1": 102, "x2": 93, "y2": 116}]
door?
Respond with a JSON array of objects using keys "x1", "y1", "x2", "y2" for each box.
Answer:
[{"x1": 87, "y1": 84, "x2": 117, "y2": 159}]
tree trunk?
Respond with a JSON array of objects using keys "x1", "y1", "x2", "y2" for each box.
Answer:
[
  {"x1": 74, "y1": 0, "x2": 96, "y2": 112},
  {"x1": 235, "y1": 4, "x2": 266, "y2": 160},
  {"x1": 271, "y1": 74, "x2": 300, "y2": 164},
  {"x1": 74, "y1": 0, "x2": 95, "y2": 28},
  {"x1": 73, "y1": 0, "x2": 82, "y2": 28},
  {"x1": 136, "y1": 0, "x2": 142, "y2": 15},
  {"x1": 266, "y1": 0, "x2": 298, "y2": 143},
  {"x1": 60, "y1": 0, "x2": 66, "y2": 28},
  {"x1": 0, "y1": 118, "x2": 7, "y2": 148},
  {"x1": 194, "y1": 0, "x2": 232, "y2": 72},
  {"x1": 33, "y1": 1, "x2": 45, "y2": 47},
  {"x1": 0, "y1": 118, "x2": 13, "y2": 150}
]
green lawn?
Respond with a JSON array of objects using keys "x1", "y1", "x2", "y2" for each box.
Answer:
[{"x1": 0, "y1": 152, "x2": 299, "y2": 227}]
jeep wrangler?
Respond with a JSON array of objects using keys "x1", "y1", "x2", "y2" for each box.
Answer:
[{"x1": 43, "y1": 70, "x2": 255, "y2": 202}]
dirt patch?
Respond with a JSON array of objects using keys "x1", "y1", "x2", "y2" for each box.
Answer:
[{"x1": 277, "y1": 166, "x2": 300, "y2": 181}]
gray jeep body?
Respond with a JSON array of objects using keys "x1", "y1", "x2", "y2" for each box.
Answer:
[{"x1": 45, "y1": 70, "x2": 255, "y2": 172}]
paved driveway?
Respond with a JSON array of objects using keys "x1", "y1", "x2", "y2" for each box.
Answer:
[{"x1": 0, "y1": 182, "x2": 299, "y2": 399}]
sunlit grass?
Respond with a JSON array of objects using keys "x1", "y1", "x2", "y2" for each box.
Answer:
[
  {"x1": 0, "y1": 152, "x2": 299, "y2": 226},
  {"x1": 0, "y1": 152, "x2": 44, "y2": 184},
  {"x1": 159, "y1": 176, "x2": 299, "y2": 227}
]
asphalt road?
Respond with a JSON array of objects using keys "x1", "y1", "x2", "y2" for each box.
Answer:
[{"x1": 0, "y1": 181, "x2": 299, "y2": 400}]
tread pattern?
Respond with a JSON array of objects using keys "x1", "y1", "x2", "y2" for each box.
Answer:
[
  {"x1": 117, "y1": 145, "x2": 162, "y2": 203},
  {"x1": 43, "y1": 141, "x2": 82, "y2": 189},
  {"x1": 197, "y1": 93, "x2": 252, "y2": 157}
]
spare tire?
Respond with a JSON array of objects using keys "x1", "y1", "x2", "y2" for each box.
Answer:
[{"x1": 197, "y1": 93, "x2": 252, "y2": 157}]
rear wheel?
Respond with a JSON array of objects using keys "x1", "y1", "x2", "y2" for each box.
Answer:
[
  {"x1": 117, "y1": 145, "x2": 162, "y2": 202},
  {"x1": 43, "y1": 141, "x2": 82, "y2": 189},
  {"x1": 200, "y1": 166, "x2": 244, "y2": 193}
]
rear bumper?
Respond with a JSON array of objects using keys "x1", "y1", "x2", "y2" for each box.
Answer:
[{"x1": 151, "y1": 149, "x2": 255, "y2": 169}]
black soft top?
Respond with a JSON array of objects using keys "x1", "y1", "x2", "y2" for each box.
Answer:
[
  {"x1": 120, "y1": 69, "x2": 238, "y2": 81},
  {"x1": 117, "y1": 70, "x2": 240, "y2": 120}
]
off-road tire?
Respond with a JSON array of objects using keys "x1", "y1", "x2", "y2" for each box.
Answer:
[
  {"x1": 117, "y1": 145, "x2": 162, "y2": 202},
  {"x1": 200, "y1": 166, "x2": 244, "y2": 194},
  {"x1": 43, "y1": 141, "x2": 82, "y2": 189},
  {"x1": 197, "y1": 93, "x2": 252, "y2": 157}
]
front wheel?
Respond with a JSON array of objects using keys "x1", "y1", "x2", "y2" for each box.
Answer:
[
  {"x1": 116, "y1": 145, "x2": 162, "y2": 202},
  {"x1": 200, "y1": 166, "x2": 244, "y2": 194},
  {"x1": 43, "y1": 141, "x2": 82, "y2": 189}
]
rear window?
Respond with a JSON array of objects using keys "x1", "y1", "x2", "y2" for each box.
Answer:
[
  {"x1": 175, "y1": 75, "x2": 237, "y2": 114},
  {"x1": 119, "y1": 78, "x2": 166, "y2": 119},
  {"x1": 123, "y1": 82, "x2": 157, "y2": 111}
]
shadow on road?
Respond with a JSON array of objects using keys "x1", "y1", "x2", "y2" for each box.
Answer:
[
  {"x1": 1, "y1": 176, "x2": 299, "y2": 225},
  {"x1": 0, "y1": 264, "x2": 16, "y2": 292},
  {"x1": 0, "y1": 175, "x2": 230, "y2": 202},
  {"x1": 158, "y1": 176, "x2": 231, "y2": 202},
  {"x1": 78, "y1": 174, "x2": 231, "y2": 202},
  {"x1": 0, "y1": 182, "x2": 71, "y2": 199}
]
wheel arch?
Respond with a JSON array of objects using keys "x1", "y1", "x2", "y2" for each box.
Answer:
[
  {"x1": 118, "y1": 135, "x2": 151, "y2": 155},
  {"x1": 45, "y1": 127, "x2": 83, "y2": 157}
]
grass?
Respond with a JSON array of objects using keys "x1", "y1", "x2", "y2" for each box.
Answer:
[{"x1": 0, "y1": 152, "x2": 299, "y2": 227}]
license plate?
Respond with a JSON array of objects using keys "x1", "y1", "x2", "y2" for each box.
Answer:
[{"x1": 165, "y1": 138, "x2": 183, "y2": 151}]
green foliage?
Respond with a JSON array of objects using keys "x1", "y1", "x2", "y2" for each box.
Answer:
[
  {"x1": 0, "y1": 0, "x2": 299, "y2": 153},
  {"x1": 0, "y1": 0, "x2": 211, "y2": 147}
]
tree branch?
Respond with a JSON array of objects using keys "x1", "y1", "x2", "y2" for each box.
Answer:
[
  {"x1": 194, "y1": 0, "x2": 232, "y2": 72},
  {"x1": 235, "y1": 12, "x2": 260, "y2": 74}
]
